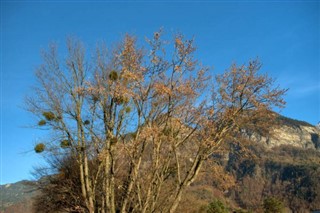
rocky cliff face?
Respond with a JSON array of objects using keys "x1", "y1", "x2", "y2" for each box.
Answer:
[{"x1": 249, "y1": 116, "x2": 320, "y2": 150}]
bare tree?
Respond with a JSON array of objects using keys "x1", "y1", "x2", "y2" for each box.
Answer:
[{"x1": 26, "y1": 31, "x2": 287, "y2": 213}]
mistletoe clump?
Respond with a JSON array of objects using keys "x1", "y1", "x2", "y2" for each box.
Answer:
[
  {"x1": 38, "y1": 120, "x2": 46, "y2": 126},
  {"x1": 34, "y1": 143, "x2": 45, "y2": 153},
  {"x1": 60, "y1": 140, "x2": 71, "y2": 148},
  {"x1": 42, "y1": 111, "x2": 56, "y2": 121},
  {"x1": 109, "y1": 70, "x2": 118, "y2": 81}
]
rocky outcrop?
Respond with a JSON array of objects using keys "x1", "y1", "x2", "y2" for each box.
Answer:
[{"x1": 248, "y1": 116, "x2": 320, "y2": 150}]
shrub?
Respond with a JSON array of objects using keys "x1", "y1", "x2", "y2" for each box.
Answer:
[
  {"x1": 233, "y1": 209, "x2": 253, "y2": 213},
  {"x1": 33, "y1": 155, "x2": 87, "y2": 212},
  {"x1": 263, "y1": 197, "x2": 284, "y2": 213},
  {"x1": 206, "y1": 199, "x2": 229, "y2": 213}
]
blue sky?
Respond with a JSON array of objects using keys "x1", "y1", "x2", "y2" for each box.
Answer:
[{"x1": 1, "y1": 1, "x2": 319, "y2": 184}]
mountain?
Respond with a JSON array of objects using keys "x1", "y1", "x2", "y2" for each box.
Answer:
[
  {"x1": 0, "y1": 180, "x2": 38, "y2": 213},
  {"x1": 248, "y1": 115, "x2": 320, "y2": 150},
  {"x1": 1, "y1": 115, "x2": 319, "y2": 212},
  {"x1": 218, "y1": 116, "x2": 320, "y2": 212}
]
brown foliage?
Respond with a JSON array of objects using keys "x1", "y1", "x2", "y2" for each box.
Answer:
[
  {"x1": 33, "y1": 155, "x2": 87, "y2": 213},
  {"x1": 26, "y1": 31, "x2": 286, "y2": 213}
]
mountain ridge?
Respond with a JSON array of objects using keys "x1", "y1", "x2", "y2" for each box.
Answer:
[
  {"x1": 246, "y1": 114, "x2": 320, "y2": 150},
  {"x1": 1, "y1": 114, "x2": 319, "y2": 212}
]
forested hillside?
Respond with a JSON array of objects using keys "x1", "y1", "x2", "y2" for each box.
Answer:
[{"x1": 2, "y1": 115, "x2": 319, "y2": 213}]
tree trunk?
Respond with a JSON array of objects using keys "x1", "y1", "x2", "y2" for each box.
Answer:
[
  {"x1": 169, "y1": 157, "x2": 204, "y2": 213},
  {"x1": 169, "y1": 189, "x2": 183, "y2": 213},
  {"x1": 105, "y1": 150, "x2": 116, "y2": 213},
  {"x1": 84, "y1": 154, "x2": 95, "y2": 213},
  {"x1": 79, "y1": 156, "x2": 88, "y2": 208},
  {"x1": 120, "y1": 145, "x2": 145, "y2": 213}
]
